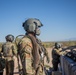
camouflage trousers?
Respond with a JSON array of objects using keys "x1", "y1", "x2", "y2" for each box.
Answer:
[{"x1": 6, "y1": 60, "x2": 14, "y2": 75}]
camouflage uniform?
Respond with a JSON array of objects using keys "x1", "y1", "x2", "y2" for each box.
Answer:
[
  {"x1": 2, "y1": 35, "x2": 17, "y2": 75},
  {"x1": 17, "y1": 18, "x2": 45, "y2": 75},
  {"x1": 18, "y1": 34, "x2": 47, "y2": 75},
  {"x1": 52, "y1": 43, "x2": 66, "y2": 71}
]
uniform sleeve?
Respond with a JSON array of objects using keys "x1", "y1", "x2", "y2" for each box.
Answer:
[
  {"x1": 55, "y1": 48, "x2": 66, "y2": 55},
  {"x1": 18, "y1": 37, "x2": 33, "y2": 55},
  {"x1": 44, "y1": 47, "x2": 50, "y2": 63},
  {"x1": 12, "y1": 44, "x2": 18, "y2": 56}
]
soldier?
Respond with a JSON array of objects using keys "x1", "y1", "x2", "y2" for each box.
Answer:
[
  {"x1": 17, "y1": 18, "x2": 48, "y2": 75},
  {"x1": 2, "y1": 34, "x2": 17, "y2": 75},
  {"x1": 52, "y1": 42, "x2": 66, "y2": 71}
]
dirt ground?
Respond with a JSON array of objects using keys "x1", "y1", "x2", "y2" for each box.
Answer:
[
  {"x1": 44, "y1": 48, "x2": 53, "y2": 67},
  {"x1": 3, "y1": 48, "x2": 53, "y2": 75}
]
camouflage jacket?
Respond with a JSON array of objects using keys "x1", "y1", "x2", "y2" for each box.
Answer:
[
  {"x1": 2, "y1": 41, "x2": 17, "y2": 61},
  {"x1": 17, "y1": 34, "x2": 46, "y2": 74}
]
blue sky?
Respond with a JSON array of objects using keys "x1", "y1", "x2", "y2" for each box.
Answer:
[{"x1": 0, "y1": 0, "x2": 76, "y2": 42}]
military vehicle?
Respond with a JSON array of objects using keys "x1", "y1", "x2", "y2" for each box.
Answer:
[{"x1": 50, "y1": 46, "x2": 76, "y2": 75}]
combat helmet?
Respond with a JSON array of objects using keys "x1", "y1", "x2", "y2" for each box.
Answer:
[
  {"x1": 22, "y1": 18, "x2": 43, "y2": 35},
  {"x1": 55, "y1": 42, "x2": 61, "y2": 49},
  {"x1": 5, "y1": 34, "x2": 14, "y2": 42}
]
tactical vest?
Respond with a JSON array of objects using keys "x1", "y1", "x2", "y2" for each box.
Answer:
[{"x1": 2, "y1": 42, "x2": 14, "y2": 57}]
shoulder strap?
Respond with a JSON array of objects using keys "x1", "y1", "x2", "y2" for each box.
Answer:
[
  {"x1": 27, "y1": 34, "x2": 40, "y2": 70},
  {"x1": 15, "y1": 35, "x2": 25, "y2": 46}
]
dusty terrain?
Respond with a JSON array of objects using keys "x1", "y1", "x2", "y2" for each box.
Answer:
[{"x1": 3, "y1": 48, "x2": 53, "y2": 75}]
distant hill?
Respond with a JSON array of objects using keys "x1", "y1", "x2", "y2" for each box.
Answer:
[
  {"x1": 69, "y1": 38, "x2": 76, "y2": 41},
  {"x1": 64, "y1": 38, "x2": 76, "y2": 41}
]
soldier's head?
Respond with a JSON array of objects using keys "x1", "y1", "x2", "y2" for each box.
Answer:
[
  {"x1": 55, "y1": 42, "x2": 61, "y2": 49},
  {"x1": 22, "y1": 18, "x2": 43, "y2": 36},
  {"x1": 5, "y1": 34, "x2": 14, "y2": 42}
]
